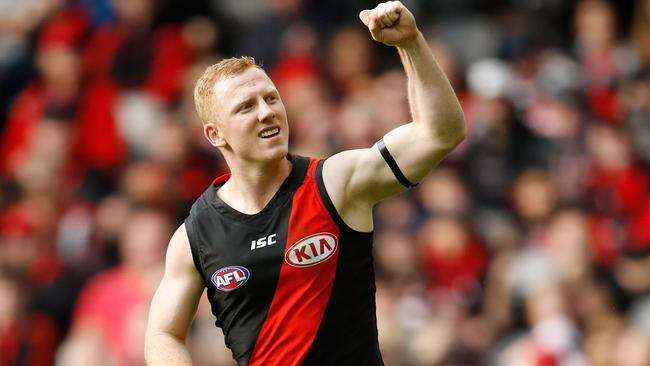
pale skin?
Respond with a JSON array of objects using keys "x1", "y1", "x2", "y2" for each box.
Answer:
[{"x1": 144, "y1": 2, "x2": 465, "y2": 365}]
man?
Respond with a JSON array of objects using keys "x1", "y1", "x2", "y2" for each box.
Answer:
[
  {"x1": 145, "y1": 2, "x2": 465, "y2": 365},
  {"x1": 61, "y1": 207, "x2": 172, "y2": 366}
]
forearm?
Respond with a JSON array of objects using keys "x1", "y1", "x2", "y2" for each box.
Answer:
[
  {"x1": 396, "y1": 32, "x2": 465, "y2": 146},
  {"x1": 145, "y1": 332, "x2": 194, "y2": 366},
  {"x1": 337, "y1": 2, "x2": 467, "y2": 207}
]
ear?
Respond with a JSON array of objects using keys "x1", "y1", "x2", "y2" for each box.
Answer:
[{"x1": 203, "y1": 122, "x2": 227, "y2": 148}]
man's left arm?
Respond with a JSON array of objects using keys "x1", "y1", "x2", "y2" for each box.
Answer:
[{"x1": 322, "y1": 1, "x2": 465, "y2": 231}]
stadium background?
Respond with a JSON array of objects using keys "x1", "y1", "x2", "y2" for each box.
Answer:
[{"x1": 1, "y1": 0, "x2": 650, "y2": 365}]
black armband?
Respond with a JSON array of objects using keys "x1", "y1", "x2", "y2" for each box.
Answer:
[{"x1": 376, "y1": 138, "x2": 418, "y2": 188}]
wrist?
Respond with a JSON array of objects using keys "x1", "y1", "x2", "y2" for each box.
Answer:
[{"x1": 395, "y1": 30, "x2": 425, "y2": 51}]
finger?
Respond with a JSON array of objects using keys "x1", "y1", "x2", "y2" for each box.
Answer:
[
  {"x1": 379, "y1": 15, "x2": 394, "y2": 28},
  {"x1": 369, "y1": 4, "x2": 385, "y2": 28},
  {"x1": 388, "y1": 1, "x2": 404, "y2": 11},
  {"x1": 368, "y1": 9, "x2": 382, "y2": 30},
  {"x1": 385, "y1": 2, "x2": 400, "y2": 13},
  {"x1": 375, "y1": 2, "x2": 388, "y2": 18},
  {"x1": 387, "y1": 8, "x2": 400, "y2": 23},
  {"x1": 381, "y1": 3, "x2": 402, "y2": 27},
  {"x1": 368, "y1": 18, "x2": 382, "y2": 36},
  {"x1": 379, "y1": 8, "x2": 400, "y2": 28},
  {"x1": 359, "y1": 9, "x2": 371, "y2": 26}
]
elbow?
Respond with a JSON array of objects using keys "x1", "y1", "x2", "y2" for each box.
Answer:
[
  {"x1": 144, "y1": 328, "x2": 188, "y2": 364},
  {"x1": 417, "y1": 107, "x2": 466, "y2": 150},
  {"x1": 450, "y1": 114, "x2": 466, "y2": 146},
  {"x1": 143, "y1": 333, "x2": 157, "y2": 363},
  {"x1": 436, "y1": 113, "x2": 466, "y2": 150},
  {"x1": 143, "y1": 330, "x2": 167, "y2": 363},
  {"x1": 452, "y1": 108, "x2": 466, "y2": 142}
]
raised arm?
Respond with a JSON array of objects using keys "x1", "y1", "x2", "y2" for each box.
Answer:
[
  {"x1": 322, "y1": 1, "x2": 465, "y2": 231},
  {"x1": 145, "y1": 224, "x2": 205, "y2": 365}
]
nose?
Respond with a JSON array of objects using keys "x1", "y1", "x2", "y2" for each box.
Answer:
[{"x1": 257, "y1": 99, "x2": 275, "y2": 122}]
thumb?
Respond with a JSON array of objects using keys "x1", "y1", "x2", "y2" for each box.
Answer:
[{"x1": 359, "y1": 9, "x2": 371, "y2": 26}]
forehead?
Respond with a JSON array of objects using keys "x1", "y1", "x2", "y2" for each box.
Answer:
[{"x1": 213, "y1": 67, "x2": 276, "y2": 104}]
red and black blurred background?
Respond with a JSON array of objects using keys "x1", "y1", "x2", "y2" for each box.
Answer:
[{"x1": 1, "y1": 0, "x2": 650, "y2": 365}]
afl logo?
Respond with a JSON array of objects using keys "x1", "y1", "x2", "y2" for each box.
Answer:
[
  {"x1": 285, "y1": 233, "x2": 338, "y2": 267},
  {"x1": 211, "y1": 266, "x2": 250, "y2": 291}
]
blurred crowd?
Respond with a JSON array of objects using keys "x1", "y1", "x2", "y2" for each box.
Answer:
[{"x1": 1, "y1": 0, "x2": 650, "y2": 365}]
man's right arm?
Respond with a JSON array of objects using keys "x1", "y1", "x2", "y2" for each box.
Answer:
[{"x1": 145, "y1": 224, "x2": 205, "y2": 365}]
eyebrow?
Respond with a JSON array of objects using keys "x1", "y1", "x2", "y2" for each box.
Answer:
[
  {"x1": 231, "y1": 89, "x2": 279, "y2": 111},
  {"x1": 231, "y1": 97, "x2": 254, "y2": 113}
]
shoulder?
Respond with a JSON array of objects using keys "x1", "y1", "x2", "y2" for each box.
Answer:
[
  {"x1": 187, "y1": 183, "x2": 217, "y2": 218},
  {"x1": 185, "y1": 184, "x2": 216, "y2": 246},
  {"x1": 320, "y1": 149, "x2": 371, "y2": 207},
  {"x1": 168, "y1": 224, "x2": 191, "y2": 255},
  {"x1": 303, "y1": 155, "x2": 324, "y2": 180},
  {"x1": 165, "y1": 224, "x2": 201, "y2": 277}
]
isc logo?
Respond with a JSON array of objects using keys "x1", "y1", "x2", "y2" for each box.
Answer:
[
  {"x1": 285, "y1": 233, "x2": 338, "y2": 267},
  {"x1": 211, "y1": 266, "x2": 250, "y2": 291},
  {"x1": 251, "y1": 233, "x2": 277, "y2": 250}
]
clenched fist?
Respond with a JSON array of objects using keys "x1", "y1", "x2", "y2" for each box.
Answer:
[{"x1": 359, "y1": 1, "x2": 418, "y2": 47}]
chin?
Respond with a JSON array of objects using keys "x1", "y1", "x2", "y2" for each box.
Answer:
[
  {"x1": 266, "y1": 145, "x2": 289, "y2": 161},
  {"x1": 245, "y1": 144, "x2": 287, "y2": 164}
]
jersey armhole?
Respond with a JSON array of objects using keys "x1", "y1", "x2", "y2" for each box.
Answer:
[
  {"x1": 315, "y1": 159, "x2": 373, "y2": 235},
  {"x1": 183, "y1": 217, "x2": 208, "y2": 287}
]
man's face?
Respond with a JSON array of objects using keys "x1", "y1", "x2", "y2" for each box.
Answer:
[{"x1": 208, "y1": 67, "x2": 289, "y2": 163}]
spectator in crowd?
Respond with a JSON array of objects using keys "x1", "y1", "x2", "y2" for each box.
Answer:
[
  {"x1": 58, "y1": 207, "x2": 172, "y2": 366},
  {"x1": 0, "y1": 268, "x2": 58, "y2": 366}
]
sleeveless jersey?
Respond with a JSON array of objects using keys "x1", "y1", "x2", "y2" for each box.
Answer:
[{"x1": 184, "y1": 155, "x2": 384, "y2": 366}]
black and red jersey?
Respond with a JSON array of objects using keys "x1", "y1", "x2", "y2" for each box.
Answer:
[{"x1": 184, "y1": 155, "x2": 384, "y2": 366}]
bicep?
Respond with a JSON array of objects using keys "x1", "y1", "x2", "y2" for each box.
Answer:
[
  {"x1": 147, "y1": 224, "x2": 205, "y2": 339},
  {"x1": 326, "y1": 122, "x2": 454, "y2": 206}
]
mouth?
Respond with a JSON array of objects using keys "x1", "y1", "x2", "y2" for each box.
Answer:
[{"x1": 258, "y1": 127, "x2": 280, "y2": 139}]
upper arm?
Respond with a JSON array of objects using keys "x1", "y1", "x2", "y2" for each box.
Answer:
[
  {"x1": 146, "y1": 224, "x2": 205, "y2": 340},
  {"x1": 323, "y1": 122, "x2": 462, "y2": 230}
]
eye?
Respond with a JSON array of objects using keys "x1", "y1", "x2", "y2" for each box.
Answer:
[
  {"x1": 265, "y1": 94, "x2": 278, "y2": 104},
  {"x1": 237, "y1": 103, "x2": 253, "y2": 113}
]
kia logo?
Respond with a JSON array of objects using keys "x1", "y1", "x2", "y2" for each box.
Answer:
[
  {"x1": 211, "y1": 266, "x2": 250, "y2": 291},
  {"x1": 285, "y1": 233, "x2": 338, "y2": 267}
]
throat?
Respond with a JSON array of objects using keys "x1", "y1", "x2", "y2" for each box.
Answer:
[{"x1": 217, "y1": 157, "x2": 292, "y2": 214}]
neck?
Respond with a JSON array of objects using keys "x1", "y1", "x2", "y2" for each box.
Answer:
[{"x1": 218, "y1": 156, "x2": 292, "y2": 214}]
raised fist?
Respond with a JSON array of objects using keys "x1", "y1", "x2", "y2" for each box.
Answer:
[{"x1": 359, "y1": 1, "x2": 418, "y2": 47}]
